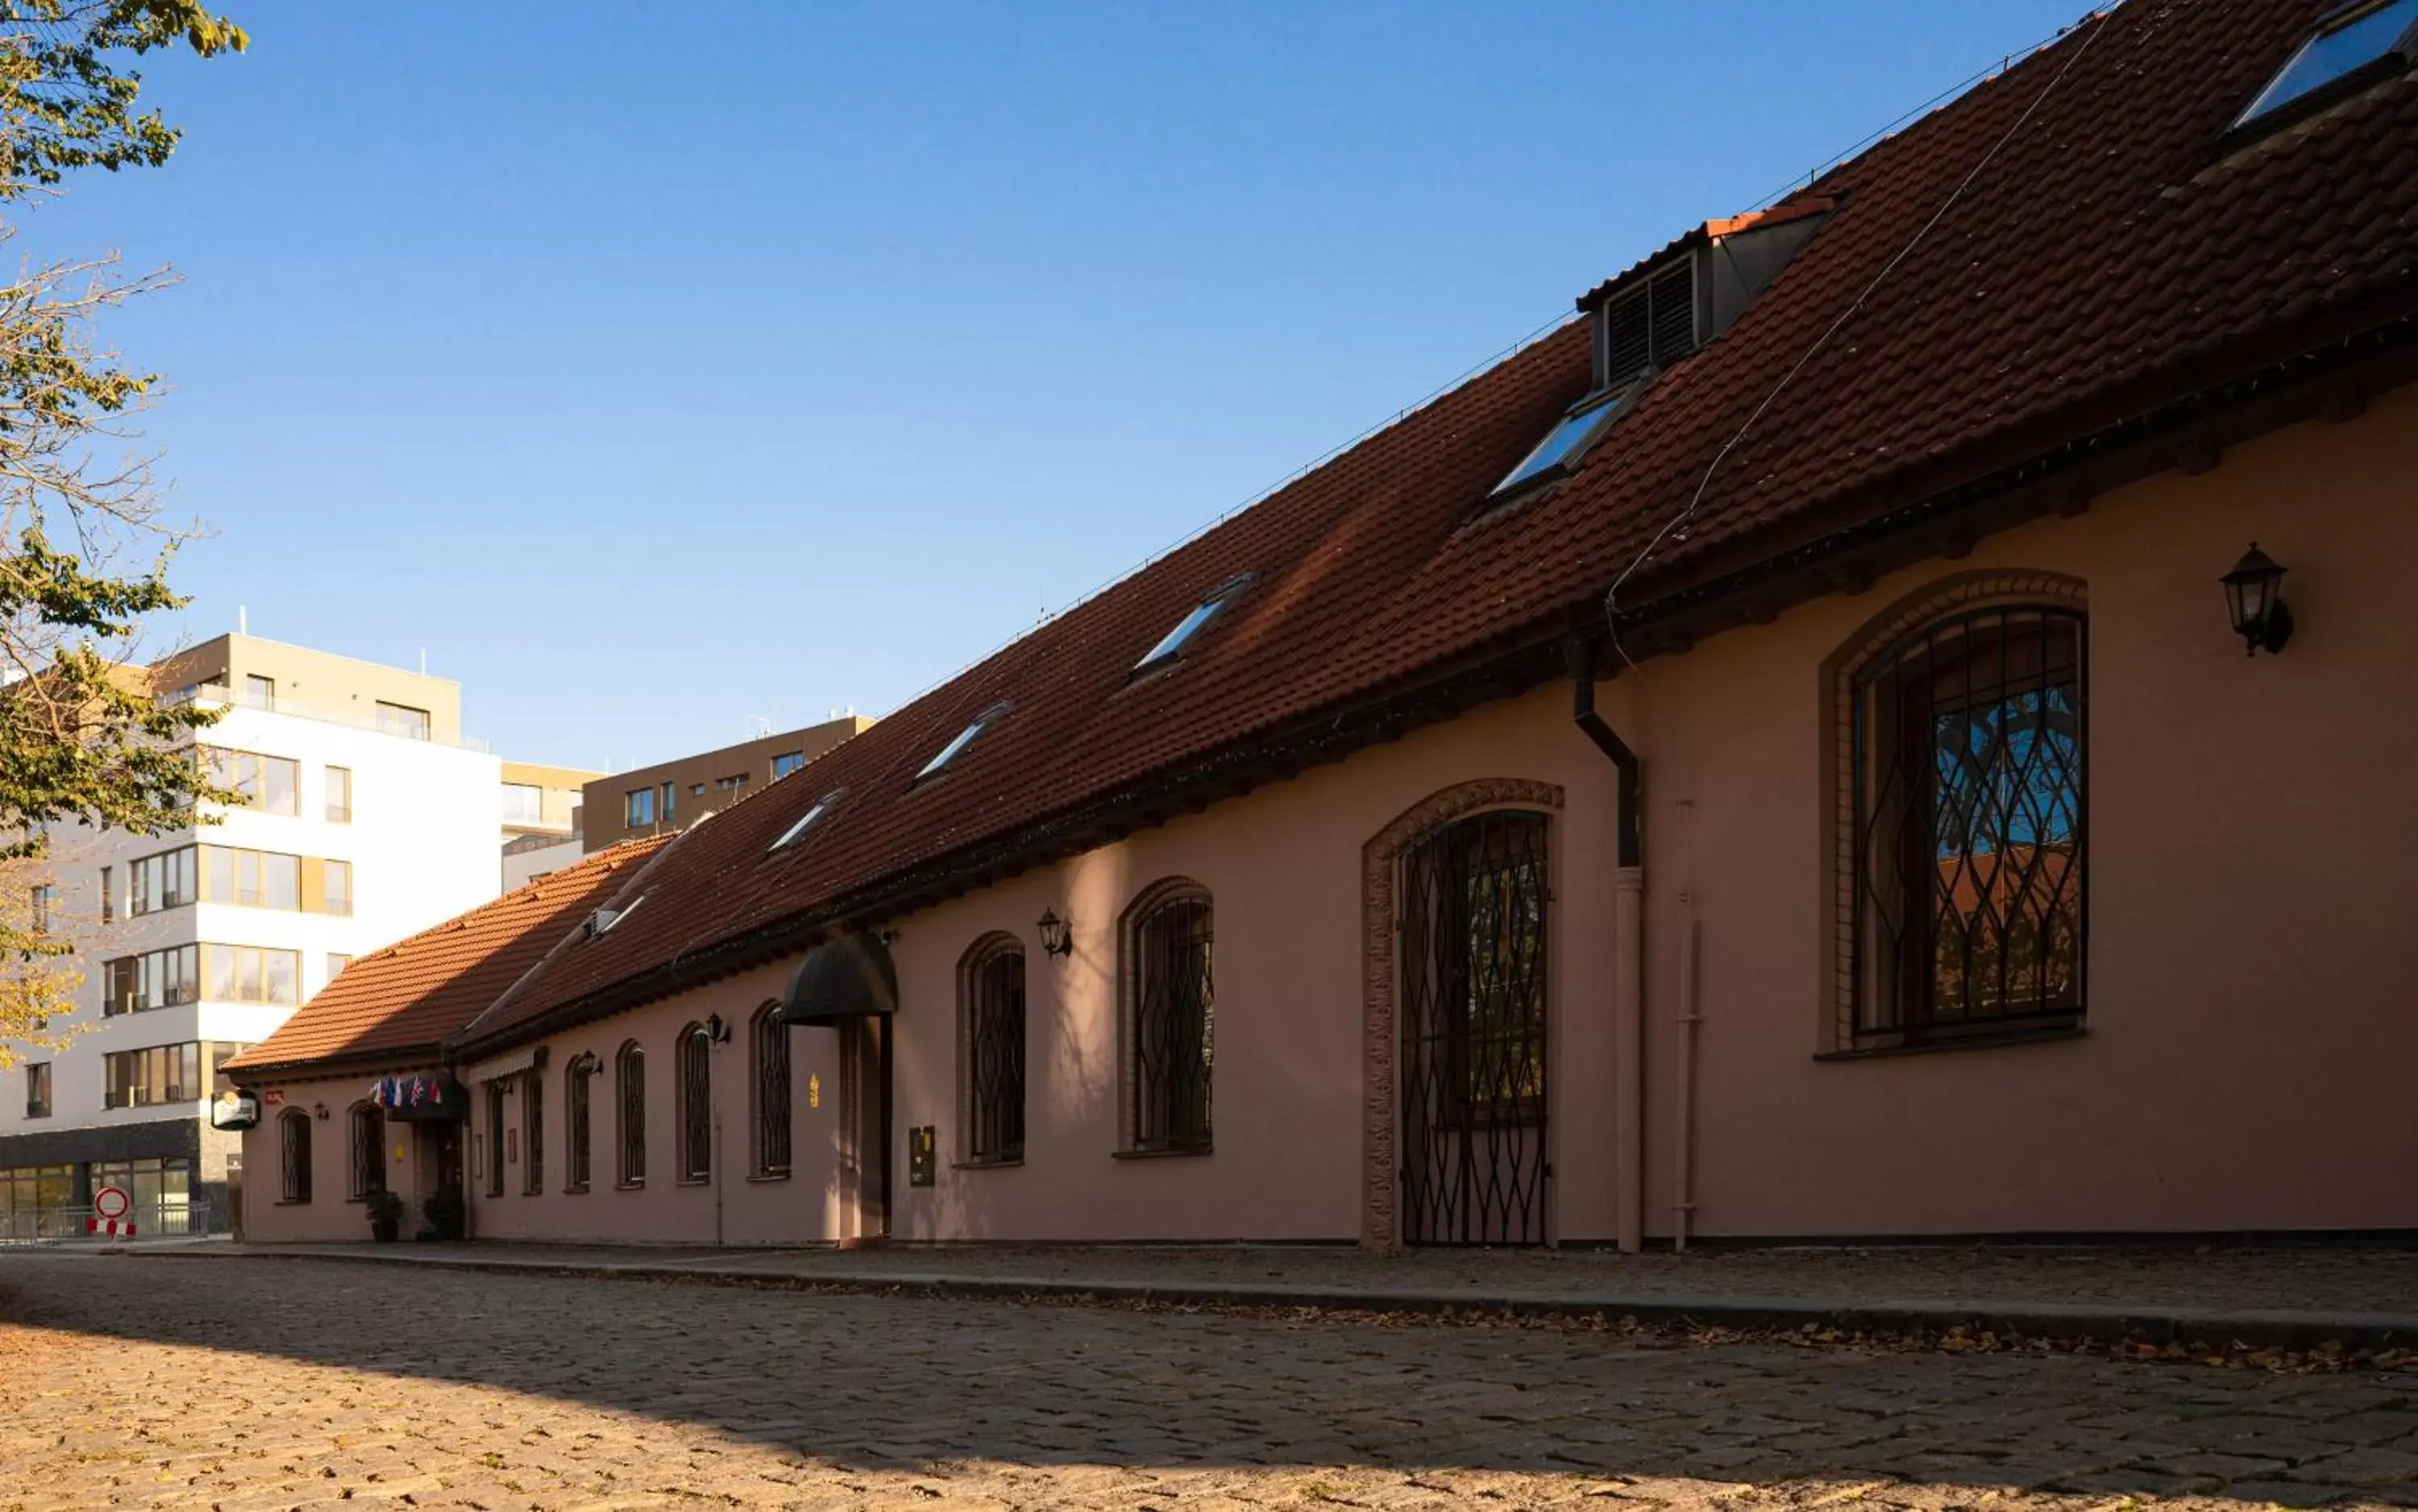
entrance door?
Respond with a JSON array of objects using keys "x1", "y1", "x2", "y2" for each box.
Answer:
[
  {"x1": 835, "y1": 1017, "x2": 891, "y2": 1242},
  {"x1": 1398, "y1": 810, "x2": 1550, "y2": 1246}
]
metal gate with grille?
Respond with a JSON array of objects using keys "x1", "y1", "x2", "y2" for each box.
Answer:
[{"x1": 1398, "y1": 809, "x2": 1549, "y2": 1246}]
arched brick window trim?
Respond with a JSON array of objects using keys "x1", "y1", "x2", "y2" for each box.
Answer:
[
  {"x1": 1118, "y1": 879, "x2": 1215, "y2": 1155},
  {"x1": 957, "y1": 933, "x2": 1026, "y2": 1165},
  {"x1": 1820, "y1": 568, "x2": 2088, "y2": 1052},
  {"x1": 1361, "y1": 778, "x2": 1564, "y2": 1252}
]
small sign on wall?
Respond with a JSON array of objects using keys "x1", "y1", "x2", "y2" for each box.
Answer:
[
  {"x1": 908, "y1": 1125, "x2": 936, "y2": 1186},
  {"x1": 808, "y1": 1074, "x2": 821, "y2": 1110}
]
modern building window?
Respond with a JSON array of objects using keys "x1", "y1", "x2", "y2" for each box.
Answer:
[
  {"x1": 376, "y1": 701, "x2": 431, "y2": 741},
  {"x1": 127, "y1": 846, "x2": 197, "y2": 916},
  {"x1": 28, "y1": 883, "x2": 55, "y2": 933},
  {"x1": 102, "y1": 1042, "x2": 202, "y2": 1107},
  {"x1": 88, "y1": 1156, "x2": 192, "y2": 1231},
  {"x1": 206, "y1": 747, "x2": 299, "y2": 816},
  {"x1": 206, "y1": 1042, "x2": 251, "y2": 1099},
  {"x1": 0, "y1": 1164, "x2": 74, "y2": 1221},
  {"x1": 615, "y1": 1042, "x2": 646, "y2": 1186},
  {"x1": 327, "y1": 953, "x2": 353, "y2": 978},
  {"x1": 201, "y1": 945, "x2": 301, "y2": 1007},
  {"x1": 676, "y1": 1024, "x2": 711, "y2": 1183},
  {"x1": 750, "y1": 1003, "x2": 790, "y2": 1178},
  {"x1": 98, "y1": 865, "x2": 113, "y2": 923},
  {"x1": 106, "y1": 945, "x2": 199, "y2": 1015},
  {"x1": 500, "y1": 783, "x2": 543, "y2": 826},
  {"x1": 688, "y1": 783, "x2": 705, "y2": 799},
  {"x1": 326, "y1": 765, "x2": 353, "y2": 823},
  {"x1": 566, "y1": 1057, "x2": 593, "y2": 1193},
  {"x1": 770, "y1": 750, "x2": 805, "y2": 781},
  {"x1": 961, "y1": 937, "x2": 1026, "y2": 1164},
  {"x1": 659, "y1": 781, "x2": 675, "y2": 821},
  {"x1": 278, "y1": 1108, "x2": 312, "y2": 1203},
  {"x1": 1123, "y1": 883, "x2": 1215, "y2": 1154},
  {"x1": 485, "y1": 1082, "x2": 506, "y2": 1197},
  {"x1": 715, "y1": 773, "x2": 749, "y2": 795},
  {"x1": 348, "y1": 1103, "x2": 385, "y2": 1200},
  {"x1": 322, "y1": 859, "x2": 353, "y2": 917},
  {"x1": 243, "y1": 674, "x2": 276, "y2": 710},
  {"x1": 624, "y1": 787, "x2": 656, "y2": 828},
  {"x1": 2235, "y1": 0, "x2": 2418, "y2": 129},
  {"x1": 201, "y1": 845, "x2": 301, "y2": 910},
  {"x1": 23, "y1": 1061, "x2": 51, "y2": 1119},
  {"x1": 1850, "y1": 603, "x2": 2086, "y2": 1045}
]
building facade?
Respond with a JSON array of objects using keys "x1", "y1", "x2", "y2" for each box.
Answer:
[
  {"x1": 0, "y1": 635, "x2": 507, "y2": 1230},
  {"x1": 500, "y1": 761, "x2": 597, "y2": 890},
  {"x1": 235, "y1": 0, "x2": 2418, "y2": 1250},
  {"x1": 582, "y1": 717, "x2": 871, "y2": 852}
]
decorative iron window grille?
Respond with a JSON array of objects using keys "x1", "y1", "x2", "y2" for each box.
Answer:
[
  {"x1": 279, "y1": 1109, "x2": 312, "y2": 1203},
  {"x1": 521, "y1": 1070, "x2": 544, "y2": 1195},
  {"x1": 1398, "y1": 809, "x2": 1551, "y2": 1246},
  {"x1": 485, "y1": 1082, "x2": 506, "y2": 1197},
  {"x1": 348, "y1": 1103, "x2": 384, "y2": 1201},
  {"x1": 617, "y1": 1044, "x2": 646, "y2": 1186},
  {"x1": 751, "y1": 1004, "x2": 791, "y2": 1178},
  {"x1": 965, "y1": 942, "x2": 1026, "y2": 1163},
  {"x1": 1852, "y1": 605, "x2": 2086, "y2": 1044},
  {"x1": 1128, "y1": 889, "x2": 1214, "y2": 1153},
  {"x1": 566, "y1": 1059, "x2": 592, "y2": 1191},
  {"x1": 678, "y1": 1026, "x2": 712, "y2": 1183}
]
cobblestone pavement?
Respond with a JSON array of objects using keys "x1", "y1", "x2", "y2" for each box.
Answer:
[
  {"x1": 209, "y1": 1239, "x2": 2418, "y2": 1318},
  {"x1": 7, "y1": 1254, "x2": 2418, "y2": 1511}
]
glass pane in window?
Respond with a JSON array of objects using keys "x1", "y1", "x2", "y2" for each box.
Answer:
[
  {"x1": 264, "y1": 757, "x2": 297, "y2": 816},
  {"x1": 1493, "y1": 394, "x2": 1623, "y2": 496},
  {"x1": 326, "y1": 766, "x2": 352, "y2": 823},
  {"x1": 323, "y1": 860, "x2": 351, "y2": 916},
  {"x1": 267, "y1": 854, "x2": 300, "y2": 910},
  {"x1": 2241, "y1": 0, "x2": 2418, "y2": 122}
]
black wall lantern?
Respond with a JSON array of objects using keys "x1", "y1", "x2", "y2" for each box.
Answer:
[
  {"x1": 2221, "y1": 542, "x2": 2293, "y2": 656},
  {"x1": 1036, "y1": 908, "x2": 1073, "y2": 958}
]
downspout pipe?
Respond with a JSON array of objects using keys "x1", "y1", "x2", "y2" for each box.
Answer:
[{"x1": 1564, "y1": 633, "x2": 1647, "y2": 1254}]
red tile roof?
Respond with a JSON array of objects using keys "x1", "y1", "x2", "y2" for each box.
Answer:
[
  {"x1": 436, "y1": 0, "x2": 2418, "y2": 1056},
  {"x1": 222, "y1": 839, "x2": 666, "y2": 1077}
]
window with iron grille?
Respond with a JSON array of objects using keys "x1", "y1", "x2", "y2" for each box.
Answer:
[
  {"x1": 521, "y1": 1070, "x2": 544, "y2": 1194},
  {"x1": 1124, "y1": 885, "x2": 1214, "y2": 1153},
  {"x1": 750, "y1": 1004, "x2": 791, "y2": 1178},
  {"x1": 962, "y1": 939, "x2": 1025, "y2": 1163},
  {"x1": 279, "y1": 1109, "x2": 312, "y2": 1203},
  {"x1": 1851, "y1": 604, "x2": 2086, "y2": 1045},
  {"x1": 677, "y1": 1025, "x2": 712, "y2": 1182},
  {"x1": 485, "y1": 1082, "x2": 506, "y2": 1196},
  {"x1": 566, "y1": 1058, "x2": 592, "y2": 1192},
  {"x1": 616, "y1": 1043, "x2": 646, "y2": 1186},
  {"x1": 348, "y1": 1103, "x2": 385, "y2": 1200}
]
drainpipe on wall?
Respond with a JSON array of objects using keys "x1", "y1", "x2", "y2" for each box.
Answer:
[{"x1": 1564, "y1": 634, "x2": 1646, "y2": 1254}]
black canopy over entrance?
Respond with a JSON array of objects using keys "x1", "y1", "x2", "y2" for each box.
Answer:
[{"x1": 775, "y1": 933, "x2": 899, "y2": 1025}]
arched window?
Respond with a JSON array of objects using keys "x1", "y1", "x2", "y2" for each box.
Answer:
[
  {"x1": 677, "y1": 1024, "x2": 713, "y2": 1183},
  {"x1": 565, "y1": 1055, "x2": 593, "y2": 1193},
  {"x1": 959, "y1": 936, "x2": 1025, "y2": 1164},
  {"x1": 1122, "y1": 881, "x2": 1214, "y2": 1154},
  {"x1": 521, "y1": 1069, "x2": 544, "y2": 1195},
  {"x1": 279, "y1": 1107, "x2": 313, "y2": 1203},
  {"x1": 484, "y1": 1081, "x2": 506, "y2": 1196},
  {"x1": 750, "y1": 1003, "x2": 790, "y2": 1178},
  {"x1": 347, "y1": 1103, "x2": 384, "y2": 1201},
  {"x1": 615, "y1": 1041, "x2": 646, "y2": 1187},
  {"x1": 1847, "y1": 596, "x2": 2086, "y2": 1045}
]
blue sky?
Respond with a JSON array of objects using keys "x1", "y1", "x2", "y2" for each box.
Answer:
[{"x1": 27, "y1": 1, "x2": 2090, "y2": 771}]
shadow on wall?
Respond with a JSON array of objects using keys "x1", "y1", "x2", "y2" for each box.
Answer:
[{"x1": 0, "y1": 1253, "x2": 2371, "y2": 1493}]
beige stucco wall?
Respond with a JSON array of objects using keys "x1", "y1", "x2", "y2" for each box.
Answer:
[
  {"x1": 438, "y1": 386, "x2": 2416, "y2": 1247},
  {"x1": 237, "y1": 1069, "x2": 444, "y2": 1244}
]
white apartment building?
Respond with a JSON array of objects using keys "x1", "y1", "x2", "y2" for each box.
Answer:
[{"x1": 0, "y1": 635, "x2": 505, "y2": 1232}]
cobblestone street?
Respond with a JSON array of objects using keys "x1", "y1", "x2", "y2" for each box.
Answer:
[{"x1": 6, "y1": 1254, "x2": 2418, "y2": 1510}]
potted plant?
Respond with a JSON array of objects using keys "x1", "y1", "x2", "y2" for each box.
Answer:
[
  {"x1": 364, "y1": 1189, "x2": 405, "y2": 1243},
  {"x1": 422, "y1": 1186, "x2": 466, "y2": 1242}
]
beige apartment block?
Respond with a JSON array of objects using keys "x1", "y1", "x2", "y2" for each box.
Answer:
[
  {"x1": 584, "y1": 716, "x2": 870, "y2": 850},
  {"x1": 152, "y1": 633, "x2": 465, "y2": 746}
]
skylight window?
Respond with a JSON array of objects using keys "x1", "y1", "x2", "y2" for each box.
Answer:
[
  {"x1": 915, "y1": 703, "x2": 1008, "y2": 781},
  {"x1": 1490, "y1": 388, "x2": 1629, "y2": 499},
  {"x1": 2235, "y1": 0, "x2": 2418, "y2": 128},
  {"x1": 768, "y1": 788, "x2": 846, "y2": 852},
  {"x1": 1135, "y1": 572, "x2": 1255, "y2": 673}
]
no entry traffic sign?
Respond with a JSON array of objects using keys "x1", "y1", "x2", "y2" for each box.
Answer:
[{"x1": 88, "y1": 1184, "x2": 135, "y2": 1238}]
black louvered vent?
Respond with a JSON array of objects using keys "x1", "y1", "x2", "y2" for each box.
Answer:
[{"x1": 1602, "y1": 257, "x2": 1697, "y2": 388}]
